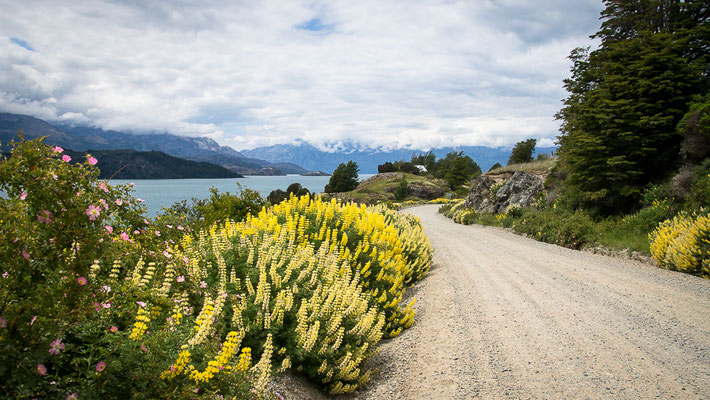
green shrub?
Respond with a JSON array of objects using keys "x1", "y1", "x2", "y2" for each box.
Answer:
[{"x1": 649, "y1": 211, "x2": 710, "y2": 276}]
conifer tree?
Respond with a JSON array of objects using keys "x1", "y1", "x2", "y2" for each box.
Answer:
[{"x1": 556, "y1": 0, "x2": 709, "y2": 214}]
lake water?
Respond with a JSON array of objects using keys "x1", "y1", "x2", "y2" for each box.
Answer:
[{"x1": 111, "y1": 175, "x2": 374, "y2": 216}]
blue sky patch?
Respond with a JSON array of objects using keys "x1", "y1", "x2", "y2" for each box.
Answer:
[
  {"x1": 297, "y1": 18, "x2": 331, "y2": 32},
  {"x1": 10, "y1": 37, "x2": 34, "y2": 51}
]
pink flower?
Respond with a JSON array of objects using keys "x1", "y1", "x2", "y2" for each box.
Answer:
[
  {"x1": 37, "y1": 210, "x2": 53, "y2": 224},
  {"x1": 96, "y1": 361, "x2": 106, "y2": 372},
  {"x1": 120, "y1": 232, "x2": 129, "y2": 241},
  {"x1": 94, "y1": 302, "x2": 101, "y2": 311},
  {"x1": 31, "y1": 315, "x2": 37, "y2": 325},
  {"x1": 162, "y1": 250, "x2": 171, "y2": 258},
  {"x1": 22, "y1": 249, "x2": 30, "y2": 260},
  {"x1": 102, "y1": 285, "x2": 111, "y2": 293},
  {"x1": 52, "y1": 146, "x2": 63, "y2": 153},
  {"x1": 200, "y1": 281, "x2": 207, "y2": 289},
  {"x1": 85, "y1": 205, "x2": 101, "y2": 221},
  {"x1": 0, "y1": 317, "x2": 6, "y2": 328},
  {"x1": 52, "y1": 174, "x2": 58, "y2": 180},
  {"x1": 37, "y1": 364, "x2": 47, "y2": 375},
  {"x1": 77, "y1": 277, "x2": 87, "y2": 286},
  {"x1": 130, "y1": 182, "x2": 135, "y2": 187},
  {"x1": 154, "y1": 230, "x2": 160, "y2": 236},
  {"x1": 110, "y1": 326, "x2": 118, "y2": 333},
  {"x1": 66, "y1": 393, "x2": 78, "y2": 400},
  {"x1": 87, "y1": 156, "x2": 98, "y2": 166},
  {"x1": 99, "y1": 199, "x2": 108, "y2": 210},
  {"x1": 136, "y1": 198, "x2": 144, "y2": 203},
  {"x1": 177, "y1": 225, "x2": 184, "y2": 230},
  {"x1": 176, "y1": 276, "x2": 185, "y2": 283},
  {"x1": 49, "y1": 339, "x2": 65, "y2": 355},
  {"x1": 141, "y1": 344, "x2": 147, "y2": 352},
  {"x1": 115, "y1": 199, "x2": 123, "y2": 206},
  {"x1": 105, "y1": 225, "x2": 113, "y2": 234},
  {"x1": 20, "y1": 191, "x2": 27, "y2": 200},
  {"x1": 101, "y1": 303, "x2": 111, "y2": 309},
  {"x1": 136, "y1": 301, "x2": 146, "y2": 308},
  {"x1": 61, "y1": 155, "x2": 71, "y2": 163},
  {"x1": 98, "y1": 181, "x2": 109, "y2": 193}
]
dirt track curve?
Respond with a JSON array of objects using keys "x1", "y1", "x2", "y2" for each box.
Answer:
[{"x1": 281, "y1": 204, "x2": 710, "y2": 399}]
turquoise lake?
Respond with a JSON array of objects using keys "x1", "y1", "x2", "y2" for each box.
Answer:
[{"x1": 111, "y1": 175, "x2": 374, "y2": 216}]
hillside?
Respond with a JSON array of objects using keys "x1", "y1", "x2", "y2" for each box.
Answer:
[
  {"x1": 0, "y1": 113, "x2": 307, "y2": 175},
  {"x1": 326, "y1": 172, "x2": 449, "y2": 204},
  {"x1": 63, "y1": 149, "x2": 242, "y2": 179}
]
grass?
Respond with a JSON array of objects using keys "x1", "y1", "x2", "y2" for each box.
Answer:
[
  {"x1": 487, "y1": 158, "x2": 557, "y2": 174},
  {"x1": 327, "y1": 172, "x2": 450, "y2": 204}
]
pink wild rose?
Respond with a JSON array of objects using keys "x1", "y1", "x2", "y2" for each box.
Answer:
[
  {"x1": 87, "y1": 156, "x2": 98, "y2": 165},
  {"x1": 37, "y1": 364, "x2": 47, "y2": 375},
  {"x1": 77, "y1": 276, "x2": 87, "y2": 286},
  {"x1": 86, "y1": 205, "x2": 101, "y2": 220},
  {"x1": 49, "y1": 339, "x2": 65, "y2": 355},
  {"x1": 96, "y1": 361, "x2": 106, "y2": 372},
  {"x1": 52, "y1": 146, "x2": 63, "y2": 153},
  {"x1": 105, "y1": 225, "x2": 113, "y2": 234},
  {"x1": 61, "y1": 155, "x2": 71, "y2": 163},
  {"x1": 37, "y1": 210, "x2": 53, "y2": 224}
]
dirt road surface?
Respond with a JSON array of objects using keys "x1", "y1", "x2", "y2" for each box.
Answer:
[{"x1": 281, "y1": 205, "x2": 710, "y2": 399}]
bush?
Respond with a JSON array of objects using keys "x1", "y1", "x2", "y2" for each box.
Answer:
[
  {"x1": 0, "y1": 137, "x2": 259, "y2": 399},
  {"x1": 182, "y1": 196, "x2": 432, "y2": 394},
  {"x1": 649, "y1": 211, "x2": 710, "y2": 276},
  {"x1": 377, "y1": 161, "x2": 396, "y2": 173},
  {"x1": 394, "y1": 177, "x2": 410, "y2": 200}
]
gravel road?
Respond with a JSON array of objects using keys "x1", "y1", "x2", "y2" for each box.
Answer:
[{"x1": 280, "y1": 204, "x2": 710, "y2": 399}]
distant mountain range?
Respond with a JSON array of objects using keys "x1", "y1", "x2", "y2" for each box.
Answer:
[
  {"x1": 0, "y1": 113, "x2": 308, "y2": 175},
  {"x1": 243, "y1": 142, "x2": 557, "y2": 174},
  {"x1": 1, "y1": 112, "x2": 557, "y2": 176}
]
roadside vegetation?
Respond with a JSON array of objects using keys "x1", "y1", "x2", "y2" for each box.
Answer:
[
  {"x1": 441, "y1": 0, "x2": 710, "y2": 277},
  {"x1": 0, "y1": 137, "x2": 432, "y2": 398}
]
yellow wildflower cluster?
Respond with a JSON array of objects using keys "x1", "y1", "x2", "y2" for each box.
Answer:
[
  {"x1": 245, "y1": 195, "x2": 431, "y2": 335},
  {"x1": 649, "y1": 212, "x2": 710, "y2": 276},
  {"x1": 129, "y1": 307, "x2": 150, "y2": 341},
  {"x1": 188, "y1": 331, "x2": 243, "y2": 384},
  {"x1": 120, "y1": 194, "x2": 431, "y2": 396},
  {"x1": 430, "y1": 197, "x2": 453, "y2": 204}
]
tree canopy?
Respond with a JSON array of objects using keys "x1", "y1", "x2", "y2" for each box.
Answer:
[
  {"x1": 556, "y1": 0, "x2": 709, "y2": 214},
  {"x1": 324, "y1": 161, "x2": 360, "y2": 193},
  {"x1": 508, "y1": 139, "x2": 537, "y2": 165}
]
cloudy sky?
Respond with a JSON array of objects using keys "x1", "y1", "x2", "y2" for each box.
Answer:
[{"x1": 0, "y1": 0, "x2": 603, "y2": 151}]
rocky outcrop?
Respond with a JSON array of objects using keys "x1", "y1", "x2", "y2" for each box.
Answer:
[
  {"x1": 301, "y1": 170, "x2": 331, "y2": 176},
  {"x1": 466, "y1": 171, "x2": 543, "y2": 214},
  {"x1": 465, "y1": 175, "x2": 497, "y2": 213}
]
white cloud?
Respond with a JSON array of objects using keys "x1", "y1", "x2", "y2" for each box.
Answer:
[{"x1": 0, "y1": 0, "x2": 603, "y2": 150}]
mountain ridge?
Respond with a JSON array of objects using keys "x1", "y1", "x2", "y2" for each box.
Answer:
[{"x1": 0, "y1": 113, "x2": 307, "y2": 175}]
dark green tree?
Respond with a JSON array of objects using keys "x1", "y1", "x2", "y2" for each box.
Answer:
[
  {"x1": 436, "y1": 151, "x2": 481, "y2": 189},
  {"x1": 411, "y1": 151, "x2": 436, "y2": 173},
  {"x1": 556, "y1": 0, "x2": 709, "y2": 214},
  {"x1": 394, "y1": 177, "x2": 410, "y2": 200},
  {"x1": 378, "y1": 161, "x2": 396, "y2": 173},
  {"x1": 324, "y1": 161, "x2": 359, "y2": 193},
  {"x1": 508, "y1": 139, "x2": 537, "y2": 165}
]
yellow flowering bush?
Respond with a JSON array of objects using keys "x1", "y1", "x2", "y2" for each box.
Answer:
[
  {"x1": 163, "y1": 195, "x2": 431, "y2": 394},
  {"x1": 649, "y1": 212, "x2": 710, "y2": 276}
]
